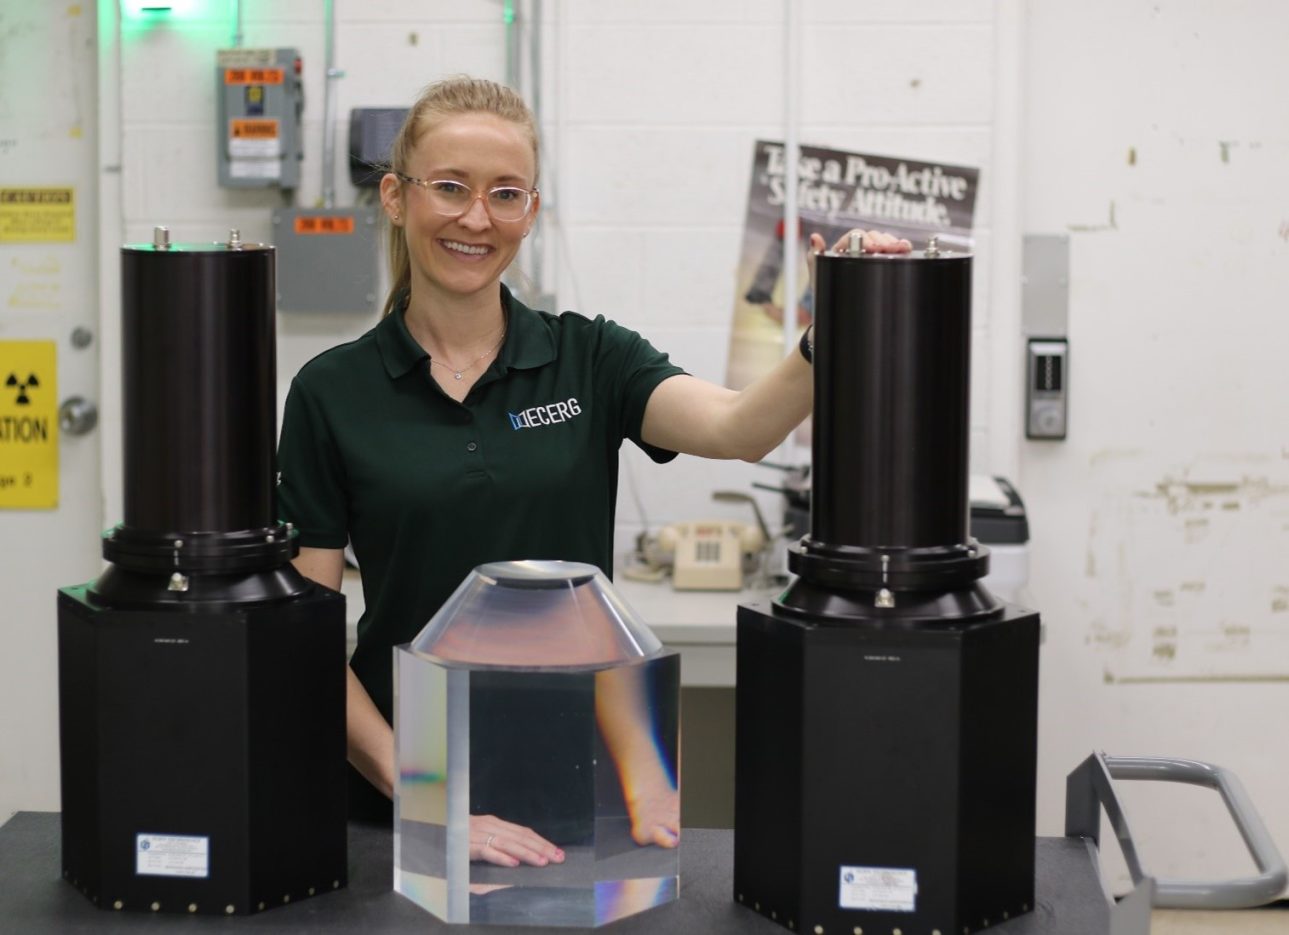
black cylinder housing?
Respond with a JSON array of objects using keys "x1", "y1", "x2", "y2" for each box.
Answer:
[
  {"x1": 813, "y1": 251, "x2": 972, "y2": 548},
  {"x1": 101, "y1": 240, "x2": 299, "y2": 589},
  {"x1": 120, "y1": 244, "x2": 276, "y2": 534},
  {"x1": 784, "y1": 248, "x2": 993, "y2": 605}
]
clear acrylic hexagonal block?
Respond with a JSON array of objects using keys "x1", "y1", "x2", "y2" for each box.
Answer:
[{"x1": 394, "y1": 561, "x2": 681, "y2": 927}]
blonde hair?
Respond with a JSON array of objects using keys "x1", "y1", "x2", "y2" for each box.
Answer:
[{"x1": 381, "y1": 76, "x2": 540, "y2": 318}]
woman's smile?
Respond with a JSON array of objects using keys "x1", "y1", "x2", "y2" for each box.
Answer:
[{"x1": 438, "y1": 238, "x2": 494, "y2": 259}]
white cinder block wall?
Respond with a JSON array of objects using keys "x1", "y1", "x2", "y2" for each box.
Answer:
[
  {"x1": 102, "y1": 0, "x2": 1011, "y2": 543},
  {"x1": 1021, "y1": 0, "x2": 1289, "y2": 890},
  {"x1": 5, "y1": 0, "x2": 1282, "y2": 889}
]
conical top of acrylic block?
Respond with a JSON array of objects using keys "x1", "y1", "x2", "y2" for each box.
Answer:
[{"x1": 409, "y1": 560, "x2": 662, "y2": 667}]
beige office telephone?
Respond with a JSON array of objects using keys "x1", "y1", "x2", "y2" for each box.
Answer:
[{"x1": 653, "y1": 521, "x2": 765, "y2": 591}]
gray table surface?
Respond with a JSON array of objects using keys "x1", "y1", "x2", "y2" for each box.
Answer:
[{"x1": 0, "y1": 812, "x2": 1111, "y2": 933}]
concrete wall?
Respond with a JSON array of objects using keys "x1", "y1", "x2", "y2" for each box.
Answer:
[
  {"x1": 1020, "y1": 0, "x2": 1289, "y2": 888},
  {"x1": 99, "y1": 0, "x2": 1012, "y2": 542}
]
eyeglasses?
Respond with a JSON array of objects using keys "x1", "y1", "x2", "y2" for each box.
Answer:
[{"x1": 397, "y1": 174, "x2": 537, "y2": 222}]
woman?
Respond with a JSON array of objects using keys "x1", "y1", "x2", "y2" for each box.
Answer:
[{"x1": 277, "y1": 76, "x2": 909, "y2": 864}]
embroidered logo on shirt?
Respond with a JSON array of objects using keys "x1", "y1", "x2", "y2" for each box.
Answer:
[{"x1": 508, "y1": 397, "x2": 582, "y2": 430}]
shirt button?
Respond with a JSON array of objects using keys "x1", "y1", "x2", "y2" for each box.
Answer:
[{"x1": 466, "y1": 441, "x2": 478, "y2": 452}]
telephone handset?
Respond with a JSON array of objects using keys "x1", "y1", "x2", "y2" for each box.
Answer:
[{"x1": 654, "y1": 521, "x2": 765, "y2": 591}]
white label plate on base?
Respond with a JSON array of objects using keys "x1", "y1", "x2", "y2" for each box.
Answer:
[
  {"x1": 136, "y1": 833, "x2": 210, "y2": 878},
  {"x1": 839, "y1": 865, "x2": 917, "y2": 912}
]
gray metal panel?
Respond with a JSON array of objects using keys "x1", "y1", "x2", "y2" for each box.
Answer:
[
  {"x1": 1022, "y1": 233, "x2": 1069, "y2": 337},
  {"x1": 272, "y1": 205, "x2": 381, "y2": 313},
  {"x1": 216, "y1": 48, "x2": 303, "y2": 190}
]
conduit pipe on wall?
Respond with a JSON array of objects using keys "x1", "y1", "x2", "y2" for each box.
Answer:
[
  {"x1": 321, "y1": 0, "x2": 341, "y2": 208},
  {"x1": 529, "y1": 0, "x2": 546, "y2": 302},
  {"x1": 778, "y1": 0, "x2": 802, "y2": 461},
  {"x1": 505, "y1": 0, "x2": 550, "y2": 306}
]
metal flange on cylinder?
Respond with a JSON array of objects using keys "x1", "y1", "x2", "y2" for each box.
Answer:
[
  {"x1": 93, "y1": 228, "x2": 305, "y2": 606},
  {"x1": 779, "y1": 241, "x2": 1001, "y2": 621}
]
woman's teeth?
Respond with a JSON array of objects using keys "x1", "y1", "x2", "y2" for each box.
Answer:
[{"x1": 443, "y1": 240, "x2": 489, "y2": 255}]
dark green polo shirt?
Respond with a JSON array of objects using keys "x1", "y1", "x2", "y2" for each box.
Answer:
[{"x1": 277, "y1": 285, "x2": 684, "y2": 724}]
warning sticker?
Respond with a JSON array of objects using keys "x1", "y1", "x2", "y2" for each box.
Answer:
[
  {"x1": 229, "y1": 119, "x2": 282, "y2": 159},
  {"x1": 838, "y1": 865, "x2": 917, "y2": 913},
  {"x1": 224, "y1": 67, "x2": 285, "y2": 85},
  {"x1": 229, "y1": 159, "x2": 282, "y2": 180},
  {"x1": 231, "y1": 118, "x2": 279, "y2": 139},
  {"x1": 294, "y1": 215, "x2": 356, "y2": 235},
  {"x1": 0, "y1": 340, "x2": 58, "y2": 509},
  {"x1": 136, "y1": 833, "x2": 210, "y2": 879},
  {"x1": 0, "y1": 188, "x2": 75, "y2": 243}
]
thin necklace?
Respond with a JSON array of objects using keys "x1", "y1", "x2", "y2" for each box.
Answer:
[{"x1": 429, "y1": 329, "x2": 506, "y2": 381}]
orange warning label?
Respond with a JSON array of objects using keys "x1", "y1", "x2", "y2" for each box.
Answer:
[
  {"x1": 230, "y1": 119, "x2": 280, "y2": 140},
  {"x1": 224, "y1": 67, "x2": 285, "y2": 85},
  {"x1": 294, "y1": 216, "x2": 356, "y2": 235}
]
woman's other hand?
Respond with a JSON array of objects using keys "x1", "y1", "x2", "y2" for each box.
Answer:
[
  {"x1": 626, "y1": 783, "x2": 680, "y2": 849},
  {"x1": 469, "y1": 814, "x2": 566, "y2": 867}
]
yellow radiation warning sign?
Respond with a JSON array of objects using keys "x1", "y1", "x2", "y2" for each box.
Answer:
[
  {"x1": 0, "y1": 340, "x2": 59, "y2": 508},
  {"x1": 0, "y1": 188, "x2": 75, "y2": 243}
]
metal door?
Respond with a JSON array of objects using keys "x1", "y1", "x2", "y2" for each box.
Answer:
[{"x1": 0, "y1": 4, "x2": 102, "y2": 817}]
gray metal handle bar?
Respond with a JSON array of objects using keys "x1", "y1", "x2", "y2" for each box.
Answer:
[{"x1": 1066, "y1": 752, "x2": 1287, "y2": 910}]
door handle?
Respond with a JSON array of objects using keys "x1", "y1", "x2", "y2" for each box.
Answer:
[{"x1": 59, "y1": 396, "x2": 99, "y2": 436}]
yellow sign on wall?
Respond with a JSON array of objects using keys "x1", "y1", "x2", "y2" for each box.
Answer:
[
  {"x1": 0, "y1": 341, "x2": 59, "y2": 508},
  {"x1": 0, "y1": 188, "x2": 76, "y2": 243}
]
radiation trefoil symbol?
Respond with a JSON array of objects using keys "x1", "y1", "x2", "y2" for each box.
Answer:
[{"x1": 5, "y1": 372, "x2": 39, "y2": 406}]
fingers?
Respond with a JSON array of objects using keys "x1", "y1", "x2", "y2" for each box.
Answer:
[
  {"x1": 808, "y1": 232, "x2": 827, "y2": 254},
  {"x1": 651, "y1": 820, "x2": 680, "y2": 849},
  {"x1": 862, "y1": 229, "x2": 914, "y2": 254},
  {"x1": 630, "y1": 818, "x2": 680, "y2": 849},
  {"x1": 471, "y1": 815, "x2": 566, "y2": 867},
  {"x1": 824, "y1": 228, "x2": 914, "y2": 255},
  {"x1": 627, "y1": 788, "x2": 681, "y2": 848}
]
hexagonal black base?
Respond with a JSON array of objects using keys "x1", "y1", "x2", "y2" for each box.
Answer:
[
  {"x1": 57, "y1": 583, "x2": 347, "y2": 914},
  {"x1": 734, "y1": 601, "x2": 1040, "y2": 935}
]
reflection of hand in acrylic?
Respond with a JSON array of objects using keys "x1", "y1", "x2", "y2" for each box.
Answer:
[
  {"x1": 470, "y1": 813, "x2": 565, "y2": 868},
  {"x1": 596, "y1": 666, "x2": 680, "y2": 849},
  {"x1": 626, "y1": 781, "x2": 679, "y2": 849}
]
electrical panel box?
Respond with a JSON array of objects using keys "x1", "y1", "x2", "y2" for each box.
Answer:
[
  {"x1": 272, "y1": 205, "x2": 382, "y2": 313},
  {"x1": 349, "y1": 108, "x2": 408, "y2": 187},
  {"x1": 1026, "y1": 338, "x2": 1068, "y2": 439},
  {"x1": 216, "y1": 48, "x2": 303, "y2": 189}
]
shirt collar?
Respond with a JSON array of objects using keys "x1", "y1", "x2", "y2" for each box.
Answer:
[{"x1": 374, "y1": 283, "x2": 556, "y2": 381}]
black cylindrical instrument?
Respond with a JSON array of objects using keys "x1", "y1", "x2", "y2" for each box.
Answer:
[
  {"x1": 813, "y1": 252, "x2": 971, "y2": 549},
  {"x1": 782, "y1": 247, "x2": 996, "y2": 615},
  {"x1": 735, "y1": 243, "x2": 1040, "y2": 935},
  {"x1": 58, "y1": 229, "x2": 347, "y2": 916},
  {"x1": 121, "y1": 244, "x2": 276, "y2": 535},
  {"x1": 97, "y1": 234, "x2": 300, "y2": 596}
]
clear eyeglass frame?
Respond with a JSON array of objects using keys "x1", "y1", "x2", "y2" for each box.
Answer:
[{"x1": 396, "y1": 174, "x2": 538, "y2": 222}]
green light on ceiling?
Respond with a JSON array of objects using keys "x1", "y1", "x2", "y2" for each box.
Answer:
[{"x1": 121, "y1": 0, "x2": 201, "y2": 19}]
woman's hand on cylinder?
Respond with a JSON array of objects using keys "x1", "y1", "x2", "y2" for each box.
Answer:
[
  {"x1": 469, "y1": 814, "x2": 566, "y2": 867},
  {"x1": 810, "y1": 229, "x2": 914, "y2": 255},
  {"x1": 803, "y1": 229, "x2": 915, "y2": 346}
]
